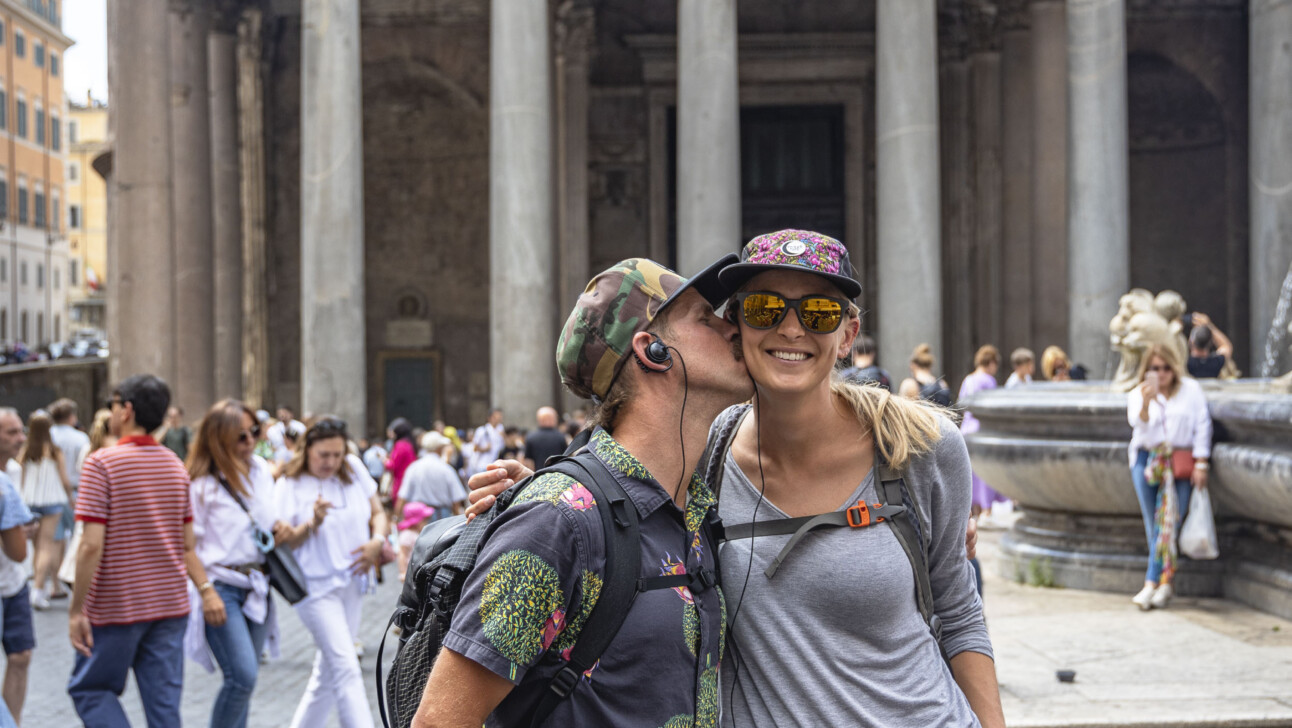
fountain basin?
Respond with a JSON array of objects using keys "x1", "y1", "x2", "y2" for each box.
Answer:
[{"x1": 964, "y1": 382, "x2": 1292, "y2": 618}]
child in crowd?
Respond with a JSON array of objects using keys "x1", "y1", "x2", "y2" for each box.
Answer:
[{"x1": 1005, "y1": 348, "x2": 1034, "y2": 389}]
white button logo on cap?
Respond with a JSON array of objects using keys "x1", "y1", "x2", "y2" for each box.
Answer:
[{"x1": 783, "y1": 240, "x2": 807, "y2": 256}]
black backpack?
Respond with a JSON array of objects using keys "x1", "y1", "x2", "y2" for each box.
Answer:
[
  {"x1": 699, "y1": 405, "x2": 945, "y2": 653},
  {"x1": 377, "y1": 439, "x2": 720, "y2": 728},
  {"x1": 918, "y1": 378, "x2": 953, "y2": 407}
]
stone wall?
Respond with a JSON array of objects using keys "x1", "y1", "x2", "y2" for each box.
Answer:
[{"x1": 0, "y1": 360, "x2": 109, "y2": 423}]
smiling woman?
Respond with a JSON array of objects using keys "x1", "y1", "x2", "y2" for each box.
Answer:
[{"x1": 710, "y1": 229, "x2": 1006, "y2": 728}]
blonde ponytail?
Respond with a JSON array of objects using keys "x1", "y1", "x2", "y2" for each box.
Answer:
[{"x1": 831, "y1": 377, "x2": 944, "y2": 470}]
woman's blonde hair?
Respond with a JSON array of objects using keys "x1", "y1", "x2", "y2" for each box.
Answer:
[
  {"x1": 836, "y1": 311, "x2": 943, "y2": 469},
  {"x1": 283, "y1": 416, "x2": 354, "y2": 483},
  {"x1": 910, "y1": 343, "x2": 936, "y2": 370},
  {"x1": 186, "y1": 399, "x2": 256, "y2": 497},
  {"x1": 88, "y1": 409, "x2": 113, "y2": 452},
  {"x1": 1040, "y1": 346, "x2": 1071, "y2": 380},
  {"x1": 831, "y1": 378, "x2": 944, "y2": 470},
  {"x1": 1136, "y1": 343, "x2": 1185, "y2": 398}
]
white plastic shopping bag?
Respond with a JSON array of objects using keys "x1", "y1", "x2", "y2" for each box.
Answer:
[{"x1": 1179, "y1": 488, "x2": 1219, "y2": 560}]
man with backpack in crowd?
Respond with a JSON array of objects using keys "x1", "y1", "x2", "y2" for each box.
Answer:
[{"x1": 406, "y1": 256, "x2": 748, "y2": 727}]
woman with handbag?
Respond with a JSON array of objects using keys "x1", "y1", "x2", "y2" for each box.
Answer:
[
  {"x1": 275, "y1": 416, "x2": 388, "y2": 728},
  {"x1": 1127, "y1": 344, "x2": 1213, "y2": 610},
  {"x1": 185, "y1": 399, "x2": 290, "y2": 728}
]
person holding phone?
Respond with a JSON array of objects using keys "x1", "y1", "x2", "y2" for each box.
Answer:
[{"x1": 1127, "y1": 344, "x2": 1213, "y2": 610}]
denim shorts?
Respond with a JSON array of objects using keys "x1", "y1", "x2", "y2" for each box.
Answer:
[
  {"x1": 1, "y1": 585, "x2": 36, "y2": 654},
  {"x1": 29, "y1": 503, "x2": 65, "y2": 520}
]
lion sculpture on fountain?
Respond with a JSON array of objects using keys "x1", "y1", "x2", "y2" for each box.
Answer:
[{"x1": 1110, "y1": 289, "x2": 1174, "y2": 392}]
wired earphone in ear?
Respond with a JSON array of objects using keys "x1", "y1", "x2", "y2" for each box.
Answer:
[{"x1": 636, "y1": 333, "x2": 674, "y2": 371}]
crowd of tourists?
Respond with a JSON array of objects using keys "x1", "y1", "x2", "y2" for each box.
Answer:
[{"x1": 0, "y1": 229, "x2": 1234, "y2": 727}]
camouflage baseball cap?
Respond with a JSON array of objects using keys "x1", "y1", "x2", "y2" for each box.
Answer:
[{"x1": 556, "y1": 254, "x2": 738, "y2": 400}]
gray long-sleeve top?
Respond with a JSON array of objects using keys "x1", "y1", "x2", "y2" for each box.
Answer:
[{"x1": 717, "y1": 412, "x2": 991, "y2": 728}]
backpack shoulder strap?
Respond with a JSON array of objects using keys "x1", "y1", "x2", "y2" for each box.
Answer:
[
  {"x1": 700, "y1": 404, "x2": 751, "y2": 499},
  {"x1": 528, "y1": 452, "x2": 640, "y2": 725},
  {"x1": 876, "y1": 455, "x2": 943, "y2": 652}
]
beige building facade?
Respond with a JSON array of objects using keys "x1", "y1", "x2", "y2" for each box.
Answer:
[
  {"x1": 66, "y1": 96, "x2": 105, "y2": 336},
  {"x1": 0, "y1": 0, "x2": 69, "y2": 350}
]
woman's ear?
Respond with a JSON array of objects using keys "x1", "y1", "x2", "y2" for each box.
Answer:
[{"x1": 837, "y1": 316, "x2": 861, "y2": 360}]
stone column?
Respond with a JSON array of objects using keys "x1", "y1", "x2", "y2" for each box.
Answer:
[
  {"x1": 300, "y1": 0, "x2": 366, "y2": 428},
  {"x1": 169, "y1": 0, "x2": 215, "y2": 415},
  {"x1": 209, "y1": 2, "x2": 243, "y2": 400},
  {"x1": 556, "y1": 1, "x2": 593, "y2": 322},
  {"x1": 676, "y1": 0, "x2": 741, "y2": 274},
  {"x1": 969, "y1": 1, "x2": 1003, "y2": 350},
  {"x1": 1066, "y1": 0, "x2": 1129, "y2": 371},
  {"x1": 1029, "y1": 0, "x2": 1068, "y2": 353},
  {"x1": 107, "y1": 0, "x2": 175, "y2": 385},
  {"x1": 237, "y1": 9, "x2": 269, "y2": 409},
  {"x1": 877, "y1": 0, "x2": 942, "y2": 369},
  {"x1": 556, "y1": 1, "x2": 594, "y2": 415},
  {"x1": 1250, "y1": 0, "x2": 1292, "y2": 375},
  {"x1": 999, "y1": 0, "x2": 1033, "y2": 355},
  {"x1": 938, "y1": 15, "x2": 973, "y2": 383},
  {"x1": 490, "y1": 0, "x2": 557, "y2": 420}
]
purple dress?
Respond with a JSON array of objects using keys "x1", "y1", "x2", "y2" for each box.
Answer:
[{"x1": 959, "y1": 370, "x2": 1008, "y2": 509}]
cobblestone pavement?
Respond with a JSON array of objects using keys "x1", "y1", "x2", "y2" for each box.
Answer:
[{"x1": 22, "y1": 573, "x2": 402, "y2": 727}]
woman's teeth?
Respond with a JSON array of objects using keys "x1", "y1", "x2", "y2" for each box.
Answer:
[{"x1": 771, "y1": 351, "x2": 807, "y2": 361}]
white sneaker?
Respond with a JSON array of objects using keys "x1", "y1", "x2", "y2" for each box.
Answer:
[
  {"x1": 1131, "y1": 584, "x2": 1155, "y2": 610},
  {"x1": 30, "y1": 587, "x2": 50, "y2": 611},
  {"x1": 1150, "y1": 583, "x2": 1174, "y2": 609},
  {"x1": 355, "y1": 641, "x2": 365, "y2": 659}
]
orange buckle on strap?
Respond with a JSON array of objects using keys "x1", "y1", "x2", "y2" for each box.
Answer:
[{"x1": 847, "y1": 501, "x2": 886, "y2": 528}]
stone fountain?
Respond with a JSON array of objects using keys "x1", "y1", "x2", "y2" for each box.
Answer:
[{"x1": 964, "y1": 290, "x2": 1292, "y2": 619}]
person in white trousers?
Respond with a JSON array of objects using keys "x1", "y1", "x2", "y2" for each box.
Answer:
[{"x1": 275, "y1": 417, "x2": 388, "y2": 728}]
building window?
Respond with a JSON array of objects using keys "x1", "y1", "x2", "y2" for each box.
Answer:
[
  {"x1": 69, "y1": 203, "x2": 79, "y2": 229},
  {"x1": 53, "y1": 313, "x2": 58, "y2": 341},
  {"x1": 0, "y1": 90, "x2": 6, "y2": 131},
  {"x1": 53, "y1": 267, "x2": 58, "y2": 289},
  {"x1": 36, "y1": 263, "x2": 43, "y2": 288},
  {"x1": 0, "y1": 180, "x2": 7, "y2": 220},
  {"x1": 36, "y1": 312, "x2": 42, "y2": 343},
  {"x1": 1, "y1": 310, "x2": 6, "y2": 341},
  {"x1": 33, "y1": 43, "x2": 42, "y2": 68},
  {"x1": 33, "y1": 191, "x2": 44, "y2": 228},
  {"x1": 51, "y1": 196, "x2": 58, "y2": 233},
  {"x1": 49, "y1": 52, "x2": 57, "y2": 77},
  {"x1": 69, "y1": 258, "x2": 76, "y2": 286},
  {"x1": 67, "y1": 118, "x2": 76, "y2": 144},
  {"x1": 19, "y1": 311, "x2": 26, "y2": 342},
  {"x1": 68, "y1": 162, "x2": 78, "y2": 182},
  {"x1": 16, "y1": 100, "x2": 26, "y2": 139},
  {"x1": 1, "y1": 259, "x2": 6, "y2": 282},
  {"x1": 18, "y1": 188, "x2": 27, "y2": 225},
  {"x1": 0, "y1": 21, "x2": 6, "y2": 45},
  {"x1": 34, "y1": 108, "x2": 43, "y2": 145},
  {"x1": 50, "y1": 114, "x2": 58, "y2": 150},
  {"x1": 14, "y1": 31, "x2": 24, "y2": 59},
  {"x1": 20, "y1": 262, "x2": 26, "y2": 286}
]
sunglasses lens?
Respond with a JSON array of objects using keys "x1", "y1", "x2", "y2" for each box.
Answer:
[
  {"x1": 799, "y1": 297, "x2": 843, "y2": 333},
  {"x1": 743, "y1": 293, "x2": 787, "y2": 329}
]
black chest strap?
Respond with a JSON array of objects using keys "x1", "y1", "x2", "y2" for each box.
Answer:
[{"x1": 723, "y1": 501, "x2": 906, "y2": 578}]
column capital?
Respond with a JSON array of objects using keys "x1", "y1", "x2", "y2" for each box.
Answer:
[
  {"x1": 998, "y1": 0, "x2": 1030, "y2": 31},
  {"x1": 938, "y1": 6, "x2": 970, "y2": 63},
  {"x1": 211, "y1": 0, "x2": 244, "y2": 34},
  {"x1": 966, "y1": 1, "x2": 1001, "y2": 53},
  {"x1": 555, "y1": 0, "x2": 595, "y2": 64}
]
